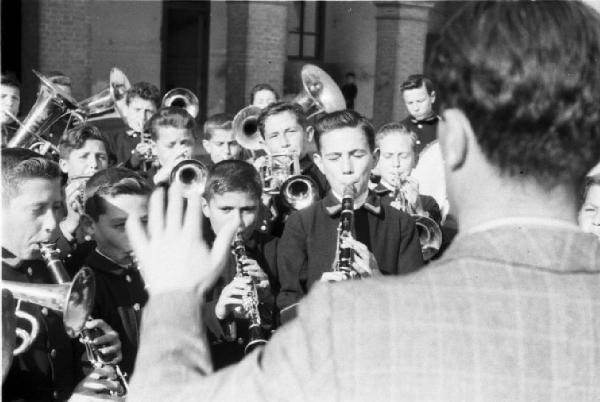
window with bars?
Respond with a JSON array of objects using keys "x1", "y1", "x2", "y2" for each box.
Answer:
[{"x1": 287, "y1": 1, "x2": 324, "y2": 60}]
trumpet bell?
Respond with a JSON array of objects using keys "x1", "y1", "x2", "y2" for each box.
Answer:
[
  {"x1": 233, "y1": 105, "x2": 264, "y2": 151},
  {"x1": 293, "y1": 64, "x2": 346, "y2": 119},
  {"x1": 1, "y1": 268, "x2": 96, "y2": 339},
  {"x1": 414, "y1": 215, "x2": 443, "y2": 261},
  {"x1": 162, "y1": 88, "x2": 200, "y2": 119},
  {"x1": 169, "y1": 159, "x2": 208, "y2": 196},
  {"x1": 77, "y1": 67, "x2": 131, "y2": 118},
  {"x1": 280, "y1": 175, "x2": 320, "y2": 211}
]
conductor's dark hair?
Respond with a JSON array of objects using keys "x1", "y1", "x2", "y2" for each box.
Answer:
[
  {"x1": 84, "y1": 167, "x2": 152, "y2": 221},
  {"x1": 429, "y1": 2, "x2": 600, "y2": 191},
  {"x1": 313, "y1": 110, "x2": 375, "y2": 153},
  {"x1": 148, "y1": 107, "x2": 197, "y2": 141},
  {"x1": 203, "y1": 160, "x2": 262, "y2": 202},
  {"x1": 2, "y1": 148, "x2": 61, "y2": 203},
  {"x1": 58, "y1": 124, "x2": 110, "y2": 159},
  {"x1": 125, "y1": 81, "x2": 161, "y2": 108},
  {"x1": 250, "y1": 83, "x2": 279, "y2": 105},
  {"x1": 400, "y1": 74, "x2": 434, "y2": 95},
  {"x1": 257, "y1": 102, "x2": 307, "y2": 138}
]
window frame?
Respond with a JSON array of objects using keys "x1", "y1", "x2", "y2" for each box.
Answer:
[{"x1": 287, "y1": 1, "x2": 325, "y2": 61}]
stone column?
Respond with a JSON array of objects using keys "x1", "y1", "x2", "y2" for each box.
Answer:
[
  {"x1": 226, "y1": 1, "x2": 288, "y2": 114},
  {"x1": 372, "y1": 1, "x2": 433, "y2": 128}
]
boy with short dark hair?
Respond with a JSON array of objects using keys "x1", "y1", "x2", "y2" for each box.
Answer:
[
  {"x1": 1, "y1": 75, "x2": 21, "y2": 145},
  {"x1": 400, "y1": 74, "x2": 439, "y2": 154},
  {"x1": 201, "y1": 160, "x2": 278, "y2": 369},
  {"x1": 76, "y1": 167, "x2": 152, "y2": 378},
  {"x1": 276, "y1": 110, "x2": 424, "y2": 320}
]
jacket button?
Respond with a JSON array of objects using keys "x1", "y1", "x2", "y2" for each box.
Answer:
[
  {"x1": 41, "y1": 307, "x2": 48, "y2": 316},
  {"x1": 27, "y1": 267, "x2": 33, "y2": 276},
  {"x1": 133, "y1": 303, "x2": 140, "y2": 311},
  {"x1": 50, "y1": 349, "x2": 57, "y2": 358},
  {"x1": 52, "y1": 390, "x2": 59, "y2": 399},
  {"x1": 125, "y1": 275, "x2": 132, "y2": 283}
]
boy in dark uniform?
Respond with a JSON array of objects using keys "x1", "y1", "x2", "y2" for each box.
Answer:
[
  {"x1": 0, "y1": 75, "x2": 20, "y2": 146},
  {"x1": 372, "y1": 122, "x2": 441, "y2": 224},
  {"x1": 400, "y1": 74, "x2": 440, "y2": 155},
  {"x1": 77, "y1": 167, "x2": 152, "y2": 378},
  {"x1": 200, "y1": 160, "x2": 278, "y2": 369},
  {"x1": 1, "y1": 148, "x2": 122, "y2": 401},
  {"x1": 276, "y1": 110, "x2": 424, "y2": 321},
  {"x1": 96, "y1": 82, "x2": 160, "y2": 168}
]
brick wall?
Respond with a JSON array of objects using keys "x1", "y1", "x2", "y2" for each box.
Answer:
[{"x1": 226, "y1": 1, "x2": 287, "y2": 114}]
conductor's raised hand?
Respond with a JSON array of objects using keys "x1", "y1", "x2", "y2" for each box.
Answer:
[{"x1": 126, "y1": 183, "x2": 240, "y2": 296}]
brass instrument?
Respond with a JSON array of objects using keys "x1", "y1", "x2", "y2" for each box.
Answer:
[
  {"x1": 161, "y1": 88, "x2": 200, "y2": 119},
  {"x1": 293, "y1": 64, "x2": 346, "y2": 119},
  {"x1": 232, "y1": 105, "x2": 264, "y2": 151},
  {"x1": 279, "y1": 175, "x2": 319, "y2": 212},
  {"x1": 66, "y1": 175, "x2": 92, "y2": 215},
  {"x1": 231, "y1": 231, "x2": 267, "y2": 354},
  {"x1": 77, "y1": 68, "x2": 131, "y2": 119},
  {"x1": 334, "y1": 184, "x2": 361, "y2": 279},
  {"x1": 40, "y1": 243, "x2": 129, "y2": 397},
  {"x1": 258, "y1": 151, "x2": 302, "y2": 195},
  {"x1": 1, "y1": 268, "x2": 95, "y2": 354},
  {"x1": 391, "y1": 176, "x2": 443, "y2": 261},
  {"x1": 168, "y1": 159, "x2": 208, "y2": 197},
  {"x1": 8, "y1": 70, "x2": 79, "y2": 153}
]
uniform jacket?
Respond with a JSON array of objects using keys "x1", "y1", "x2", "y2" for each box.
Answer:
[
  {"x1": 128, "y1": 222, "x2": 600, "y2": 402},
  {"x1": 401, "y1": 114, "x2": 440, "y2": 155}
]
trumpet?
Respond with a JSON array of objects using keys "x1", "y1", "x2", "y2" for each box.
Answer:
[
  {"x1": 1, "y1": 267, "x2": 95, "y2": 355},
  {"x1": 66, "y1": 175, "x2": 93, "y2": 215},
  {"x1": 390, "y1": 175, "x2": 443, "y2": 261},
  {"x1": 231, "y1": 231, "x2": 267, "y2": 354},
  {"x1": 161, "y1": 88, "x2": 199, "y2": 119},
  {"x1": 256, "y1": 150, "x2": 301, "y2": 195},
  {"x1": 168, "y1": 159, "x2": 208, "y2": 197},
  {"x1": 39, "y1": 243, "x2": 129, "y2": 397},
  {"x1": 334, "y1": 184, "x2": 361, "y2": 280}
]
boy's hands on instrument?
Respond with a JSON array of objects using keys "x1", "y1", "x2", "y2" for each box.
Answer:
[
  {"x1": 69, "y1": 365, "x2": 125, "y2": 402},
  {"x1": 215, "y1": 276, "x2": 251, "y2": 320},
  {"x1": 126, "y1": 183, "x2": 240, "y2": 296},
  {"x1": 85, "y1": 319, "x2": 122, "y2": 365},
  {"x1": 242, "y1": 258, "x2": 269, "y2": 288}
]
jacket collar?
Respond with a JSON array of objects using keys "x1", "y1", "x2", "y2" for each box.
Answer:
[
  {"x1": 410, "y1": 114, "x2": 440, "y2": 125},
  {"x1": 322, "y1": 190, "x2": 383, "y2": 217}
]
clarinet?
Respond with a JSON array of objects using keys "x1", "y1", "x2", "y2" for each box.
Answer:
[
  {"x1": 231, "y1": 231, "x2": 267, "y2": 354},
  {"x1": 39, "y1": 243, "x2": 129, "y2": 398},
  {"x1": 334, "y1": 184, "x2": 361, "y2": 280}
]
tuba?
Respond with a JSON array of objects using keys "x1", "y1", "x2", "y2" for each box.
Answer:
[
  {"x1": 169, "y1": 159, "x2": 209, "y2": 197},
  {"x1": 161, "y1": 88, "x2": 199, "y2": 119},
  {"x1": 293, "y1": 64, "x2": 346, "y2": 120},
  {"x1": 391, "y1": 176, "x2": 443, "y2": 261},
  {"x1": 231, "y1": 231, "x2": 267, "y2": 354},
  {"x1": 333, "y1": 184, "x2": 361, "y2": 280},
  {"x1": 76, "y1": 67, "x2": 131, "y2": 119},
  {"x1": 7, "y1": 70, "x2": 79, "y2": 155}
]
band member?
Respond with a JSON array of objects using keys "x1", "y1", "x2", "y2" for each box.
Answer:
[
  {"x1": 201, "y1": 160, "x2": 277, "y2": 369},
  {"x1": 97, "y1": 81, "x2": 160, "y2": 167},
  {"x1": 200, "y1": 113, "x2": 243, "y2": 167},
  {"x1": 400, "y1": 74, "x2": 440, "y2": 155},
  {"x1": 0, "y1": 75, "x2": 21, "y2": 145},
  {"x1": 341, "y1": 72, "x2": 358, "y2": 110},
  {"x1": 276, "y1": 110, "x2": 424, "y2": 318},
  {"x1": 579, "y1": 174, "x2": 600, "y2": 241},
  {"x1": 145, "y1": 107, "x2": 197, "y2": 185},
  {"x1": 2, "y1": 148, "x2": 122, "y2": 401},
  {"x1": 52, "y1": 124, "x2": 111, "y2": 258},
  {"x1": 373, "y1": 122, "x2": 441, "y2": 224},
  {"x1": 75, "y1": 167, "x2": 151, "y2": 377},
  {"x1": 250, "y1": 83, "x2": 278, "y2": 109}
]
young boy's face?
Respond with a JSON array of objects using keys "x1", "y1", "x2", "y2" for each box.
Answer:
[
  {"x1": 313, "y1": 126, "x2": 374, "y2": 198},
  {"x1": 402, "y1": 84, "x2": 435, "y2": 121},
  {"x1": 86, "y1": 194, "x2": 148, "y2": 264},
  {"x1": 202, "y1": 191, "x2": 259, "y2": 240},
  {"x1": 60, "y1": 139, "x2": 109, "y2": 179},
  {"x1": 262, "y1": 111, "x2": 311, "y2": 159},
  {"x1": 202, "y1": 128, "x2": 241, "y2": 164},
  {"x1": 579, "y1": 184, "x2": 600, "y2": 241},
  {"x1": 125, "y1": 96, "x2": 157, "y2": 133},
  {"x1": 376, "y1": 134, "x2": 416, "y2": 187},
  {"x1": 0, "y1": 84, "x2": 20, "y2": 124},
  {"x1": 2, "y1": 178, "x2": 62, "y2": 260},
  {"x1": 155, "y1": 127, "x2": 196, "y2": 167},
  {"x1": 252, "y1": 89, "x2": 277, "y2": 109}
]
